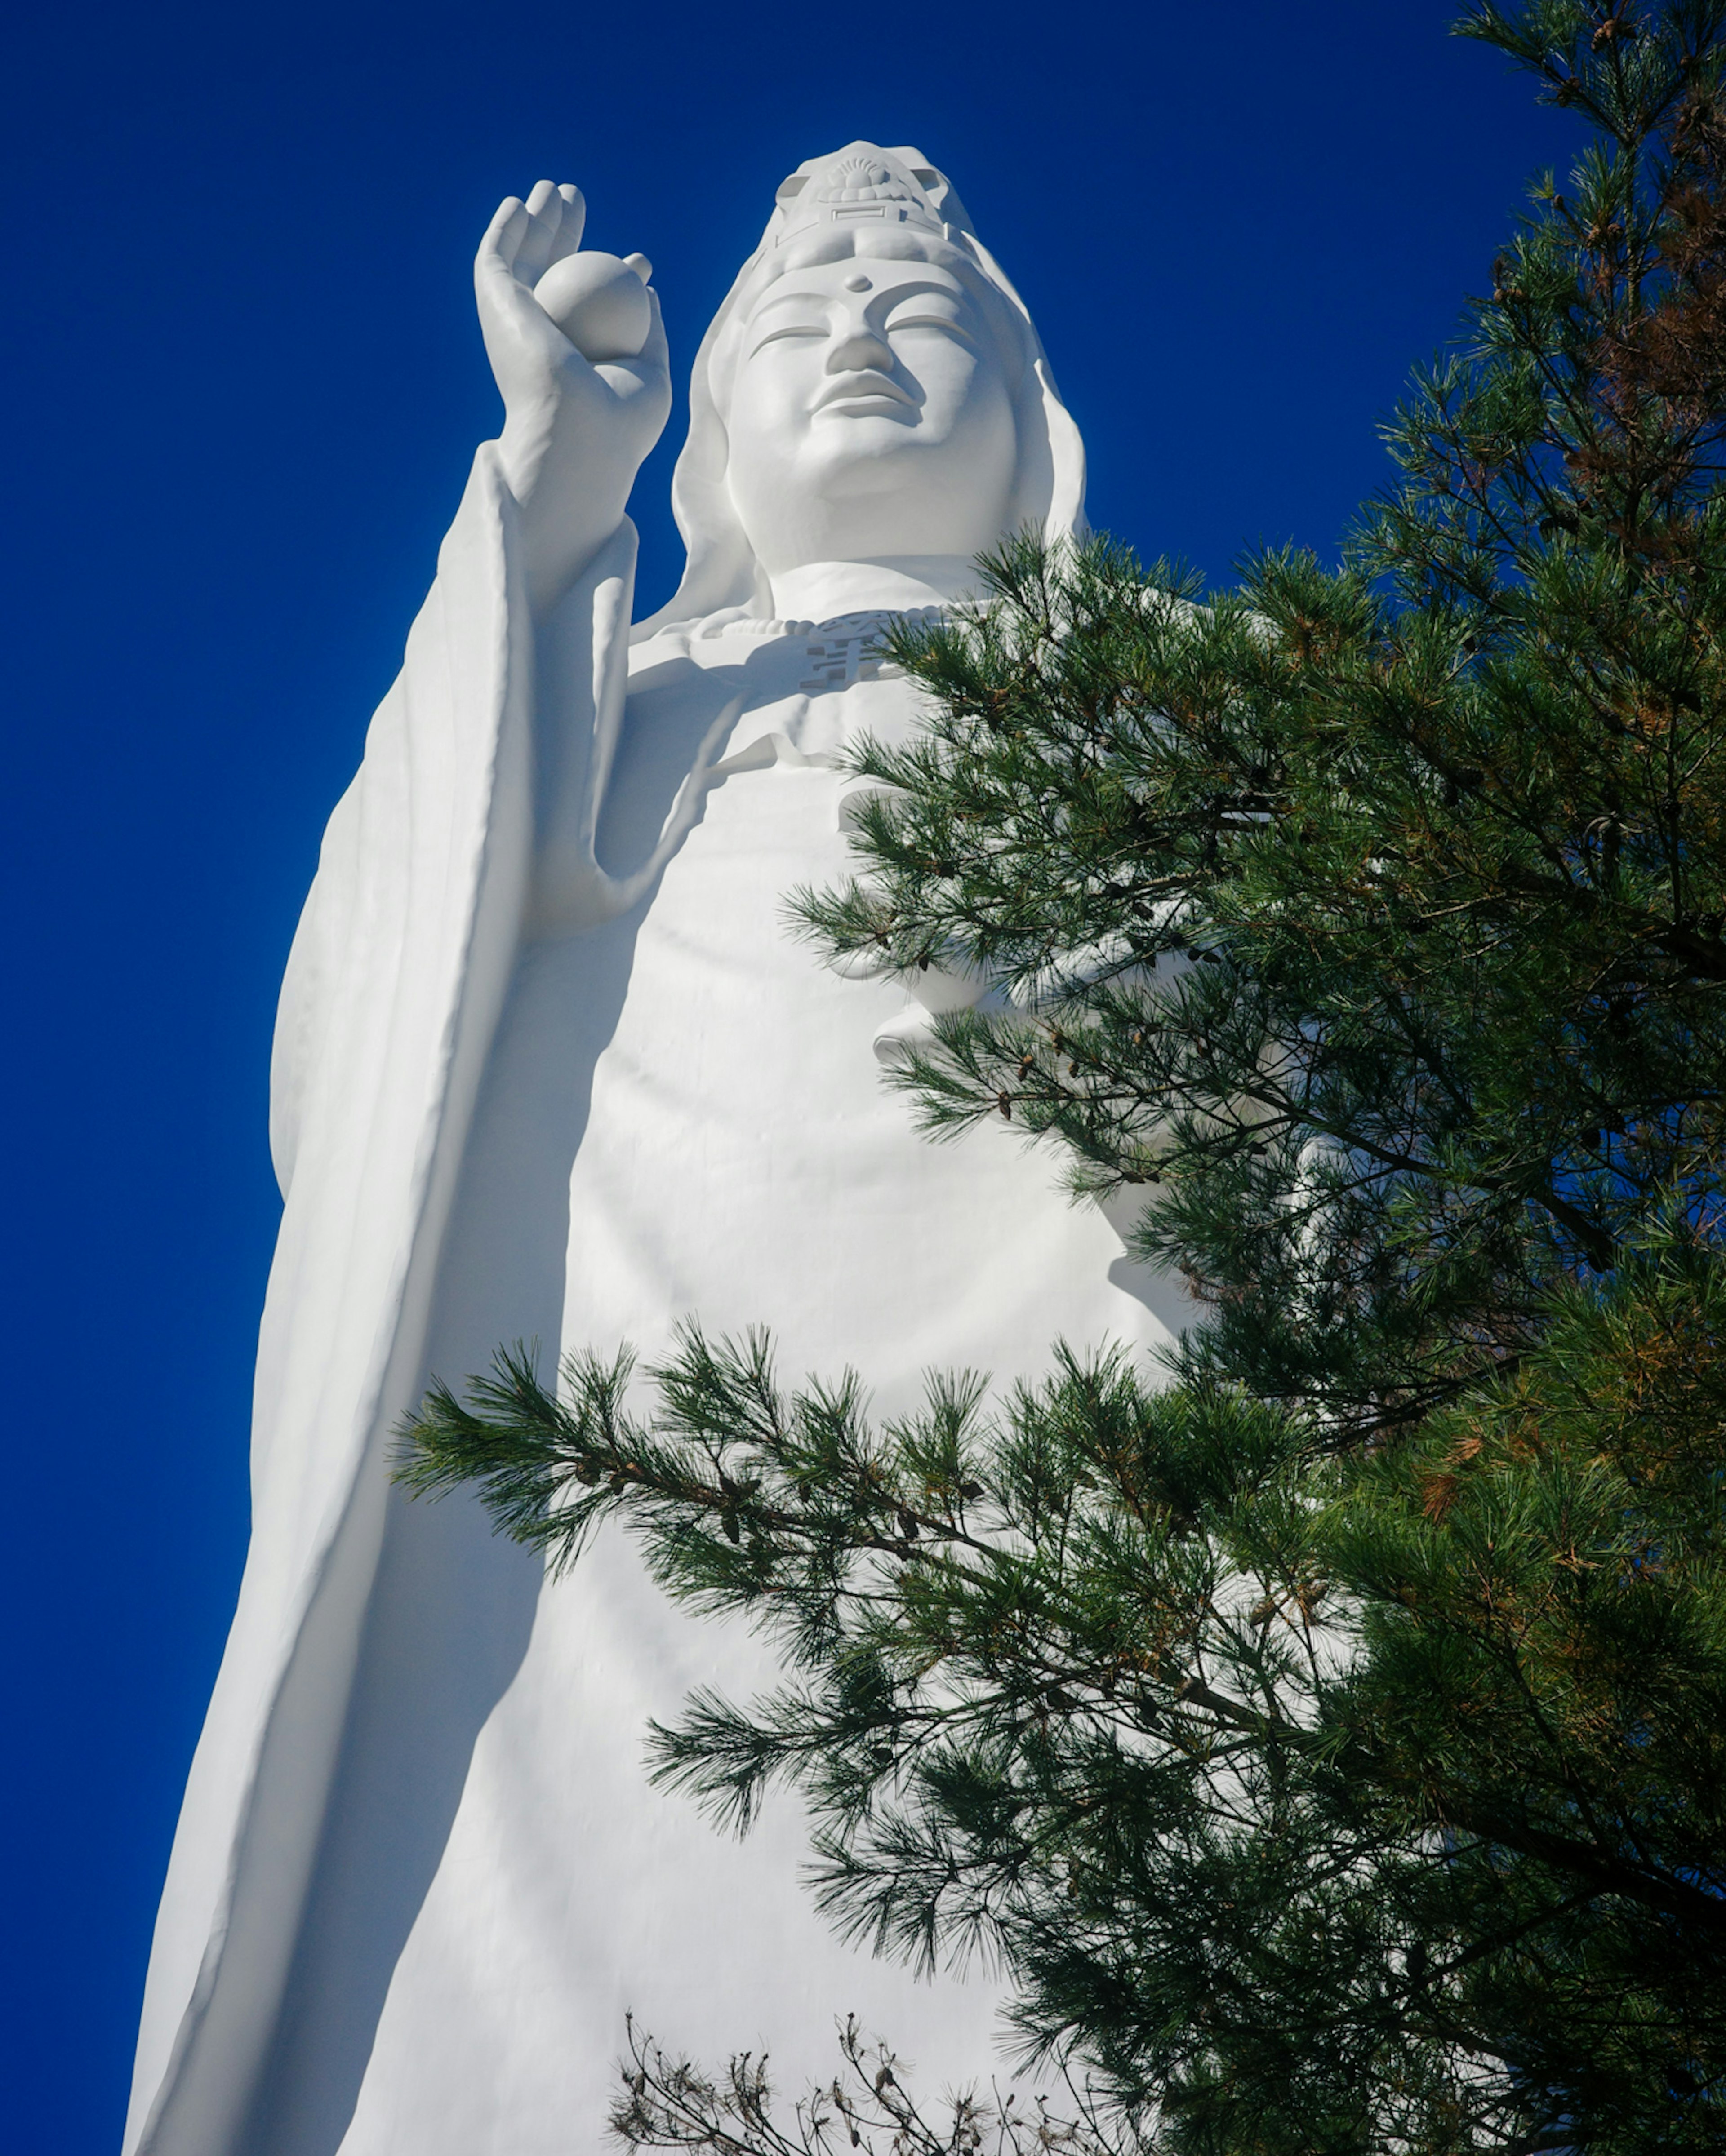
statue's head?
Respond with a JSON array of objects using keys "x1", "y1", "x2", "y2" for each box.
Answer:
[{"x1": 637, "y1": 145, "x2": 1086, "y2": 633}]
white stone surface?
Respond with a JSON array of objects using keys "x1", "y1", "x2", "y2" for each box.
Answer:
[{"x1": 126, "y1": 147, "x2": 1183, "y2": 2156}]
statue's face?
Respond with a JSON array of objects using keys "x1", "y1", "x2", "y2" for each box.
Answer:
[{"x1": 724, "y1": 253, "x2": 1018, "y2": 575}]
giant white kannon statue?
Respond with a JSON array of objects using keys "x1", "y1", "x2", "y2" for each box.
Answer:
[{"x1": 126, "y1": 146, "x2": 1181, "y2": 2156}]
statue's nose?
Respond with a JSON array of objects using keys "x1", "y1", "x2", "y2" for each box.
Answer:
[{"x1": 826, "y1": 322, "x2": 894, "y2": 374}]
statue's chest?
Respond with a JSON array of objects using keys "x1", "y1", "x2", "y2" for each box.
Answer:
[{"x1": 625, "y1": 608, "x2": 938, "y2": 767}]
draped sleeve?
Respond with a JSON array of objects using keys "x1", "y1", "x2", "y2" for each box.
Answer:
[{"x1": 125, "y1": 449, "x2": 639, "y2": 2156}]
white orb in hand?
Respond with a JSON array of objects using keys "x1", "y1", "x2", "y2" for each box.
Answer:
[{"x1": 533, "y1": 252, "x2": 652, "y2": 362}]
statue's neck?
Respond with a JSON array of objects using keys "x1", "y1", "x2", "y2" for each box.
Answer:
[{"x1": 767, "y1": 556, "x2": 981, "y2": 621}]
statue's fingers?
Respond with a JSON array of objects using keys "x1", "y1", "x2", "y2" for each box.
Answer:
[
  {"x1": 638, "y1": 284, "x2": 669, "y2": 374},
  {"x1": 515, "y1": 179, "x2": 564, "y2": 282},
  {"x1": 480, "y1": 195, "x2": 531, "y2": 275},
  {"x1": 545, "y1": 183, "x2": 587, "y2": 265}
]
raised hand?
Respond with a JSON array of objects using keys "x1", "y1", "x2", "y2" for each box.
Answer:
[{"x1": 475, "y1": 180, "x2": 672, "y2": 613}]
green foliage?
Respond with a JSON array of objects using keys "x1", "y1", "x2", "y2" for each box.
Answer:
[
  {"x1": 608, "y1": 2013, "x2": 1104, "y2": 2156},
  {"x1": 400, "y1": 5, "x2": 1726, "y2": 2151},
  {"x1": 405, "y1": 1255, "x2": 1726, "y2": 2152}
]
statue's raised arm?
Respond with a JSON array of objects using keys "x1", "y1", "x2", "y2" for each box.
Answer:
[{"x1": 475, "y1": 178, "x2": 671, "y2": 615}]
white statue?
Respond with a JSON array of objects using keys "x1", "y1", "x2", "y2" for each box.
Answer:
[{"x1": 126, "y1": 146, "x2": 1182, "y2": 2156}]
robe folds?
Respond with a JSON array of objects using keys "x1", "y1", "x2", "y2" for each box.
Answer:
[{"x1": 126, "y1": 448, "x2": 1185, "y2": 2156}]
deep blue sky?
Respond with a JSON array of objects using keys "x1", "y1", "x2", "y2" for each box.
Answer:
[{"x1": 2, "y1": 4, "x2": 1573, "y2": 2147}]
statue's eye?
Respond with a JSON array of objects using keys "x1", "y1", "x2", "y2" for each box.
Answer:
[
  {"x1": 748, "y1": 319, "x2": 828, "y2": 355},
  {"x1": 884, "y1": 310, "x2": 973, "y2": 345}
]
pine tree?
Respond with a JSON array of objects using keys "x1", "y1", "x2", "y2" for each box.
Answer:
[{"x1": 400, "y1": 6, "x2": 1726, "y2": 2149}]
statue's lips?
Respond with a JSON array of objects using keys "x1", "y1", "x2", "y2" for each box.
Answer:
[{"x1": 813, "y1": 372, "x2": 916, "y2": 417}]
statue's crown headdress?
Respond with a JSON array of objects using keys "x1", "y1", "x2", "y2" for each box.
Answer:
[{"x1": 766, "y1": 142, "x2": 973, "y2": 248}]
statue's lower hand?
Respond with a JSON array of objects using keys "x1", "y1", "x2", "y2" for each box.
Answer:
[{"x1": 476, "y1": 180, "x2": 672, "y2": 613}]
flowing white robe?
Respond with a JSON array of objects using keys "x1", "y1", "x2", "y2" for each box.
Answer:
[{"x1": 126, "y1": 448, "x2": 1185, "y2": 2156}]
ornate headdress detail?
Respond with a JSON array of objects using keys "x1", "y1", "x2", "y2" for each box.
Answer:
[
  {"x1": 770, "y1": 142, "x2": 965, "y2": 246},
  {"x1": 814, "y1": 155, "x2": 899, "y2": 200}
]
